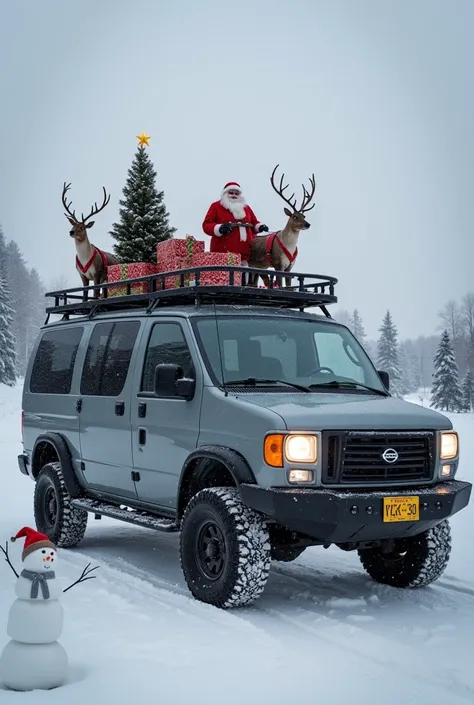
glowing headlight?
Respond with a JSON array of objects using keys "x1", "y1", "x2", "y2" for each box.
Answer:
[
  {"x1": 440, "y1": 432, "x2": 458, "y2": 460},
  {"x1": 284, "y1": 435, "x2": 318, "y2": 463}
]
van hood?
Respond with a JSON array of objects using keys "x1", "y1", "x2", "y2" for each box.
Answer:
[{"x1": 237, "y1": 392, "x2": 451, "y2": 431}]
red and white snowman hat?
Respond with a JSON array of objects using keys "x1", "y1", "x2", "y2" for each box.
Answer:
[
  {"x1": 221, "y1": 181, "x2": 242, "y2": 195},
  {"x1": 11, "y1": 527, "x2": 56, "y2": 562}
]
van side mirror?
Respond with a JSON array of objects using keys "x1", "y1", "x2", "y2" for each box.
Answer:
[
  {"x1": 377, "y1": 370, "x2": 390, "y2": 391},
  {"x1": 154, "y1": 363, "x2": 195, "y2": 400}
]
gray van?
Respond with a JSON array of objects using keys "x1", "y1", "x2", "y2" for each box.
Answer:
[{"x1": 18, "y1": 266, "x2": 472, "y2": 608}]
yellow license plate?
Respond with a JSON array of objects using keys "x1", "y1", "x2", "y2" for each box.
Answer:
[{"x1": 383, "y1": 496, "x2": 419, "y2": 522}]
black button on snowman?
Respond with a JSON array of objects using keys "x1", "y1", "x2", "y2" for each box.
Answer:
[{"x1": 0, "y1": 526, "x2": 98, "y2": 691}]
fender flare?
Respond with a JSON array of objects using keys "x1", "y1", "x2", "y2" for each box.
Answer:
[
  {"x1": 177, "y1": 445, "x2": 256, "y2": 516},
  {"x1": 32, "y1": 433, "x2": 82, "y2": 498}
]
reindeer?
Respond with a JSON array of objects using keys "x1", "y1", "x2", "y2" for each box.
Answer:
[
  {"x1": 62, "y1": 182, "x2": 119, "y2": 297},
  {"x1": 247, "y1": 165, "x2": 316, "y2": 287}
]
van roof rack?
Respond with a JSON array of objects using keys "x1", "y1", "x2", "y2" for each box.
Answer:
[{"x1": 44, "y1": 265, "x2": 338, "y2": 322}]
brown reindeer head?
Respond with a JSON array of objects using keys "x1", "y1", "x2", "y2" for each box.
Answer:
[
  {"x1": 62, "y1": 182, "x2": 111, "y2": 242},
  {"x1": 270, "y1": 164, "x2": 316, "y2": 231}
]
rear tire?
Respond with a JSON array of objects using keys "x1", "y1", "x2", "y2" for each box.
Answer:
[
  {"x1": 34, "y1": 462, "x2": 88, "y2": 548},
  {"x1": 358, "y1": 520, "x2": 451, "y2": 588},
  {"x1": 179, "y1": 487, "x2": 271, "y2": 608}
]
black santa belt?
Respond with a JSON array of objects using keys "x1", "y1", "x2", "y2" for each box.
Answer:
[{"x1": 20, "y1": 569, "x2": 56, "y2": 599}]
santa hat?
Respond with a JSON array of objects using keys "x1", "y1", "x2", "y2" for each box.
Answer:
[
  {"x1": 221, "y1": 181, "x2": 242, "y2": 195},
  {"x1": 11, "y1": 527, "x2": 56, "y2": 561}
]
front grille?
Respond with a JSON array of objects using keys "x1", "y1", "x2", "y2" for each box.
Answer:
[{"x1": 322, "y1": 431, "x2": 435, "y2": 484}]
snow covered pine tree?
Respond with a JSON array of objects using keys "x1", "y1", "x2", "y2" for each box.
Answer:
[
  {"x1": 109, "y1": 138, "x2": 176, "y2": 263},
  {"x1": 0, "y1": 227, "x2": 17, "y2": 386},
  {"x1": 348, "y1": 309, "x2": 367, "y2": 345},
  {"x1": 376, "y1": 310, "x2": 403, "y2": 397},
  {"x1": 461, "y1": 367, "x2": 473, "y2": 412},
  {"x1": 430, "y1": 330, "x2": 463, "y2": 412}
]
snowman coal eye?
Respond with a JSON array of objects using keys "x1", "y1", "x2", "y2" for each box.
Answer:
[
  {"x1": 50, "y1": 552, "x2": 54, "y2": 556},
  {"x1": 41, "y1": 550, "x2": 46, "y2": 554}
]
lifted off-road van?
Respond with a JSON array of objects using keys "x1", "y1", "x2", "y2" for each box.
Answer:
[{"x1": 18, "y1": 266, "x2": 472, "y2": 608}]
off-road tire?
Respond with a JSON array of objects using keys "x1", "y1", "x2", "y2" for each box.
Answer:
[
  {"x1": 34, "y1": 462, "x2": 88, "y2": 548},
  {"x1": 358, "y1": 520, "x2": 452, "y2": 588},
  {"x1": 179, "y1": 487, "x2": 271, "y2": 608},
  {"x1": 271, "y1": 545, "x2": 306, "y2": 562}
]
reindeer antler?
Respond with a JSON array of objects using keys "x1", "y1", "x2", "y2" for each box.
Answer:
[
  {"x1": 81, "y1": 187, "x2": 111, "y2": 223},
  {"x1": 299, "y1": 174, "x2": 316, "y2": 213},
  {"x1": 270, "y1": 164, "x2": 298, "y2": 212},
  {"x1": 62, "y1": 182, "x2": 79, "y2": 223},
  {"x1": 270, "y1": 165, "x2": 316, "y2": 213}
]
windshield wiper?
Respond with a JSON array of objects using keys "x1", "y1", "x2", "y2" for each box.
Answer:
[
  {"x1": 309, "y1": 380, "x2": 389, "y2": 396},
  {"x1": 225, "y1": 377, "x2": 310, "y2": 392}
]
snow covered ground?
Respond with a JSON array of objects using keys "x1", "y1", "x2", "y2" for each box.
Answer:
[{"x1": 0, "y1": 382, "x2": 473, "y2": 704}]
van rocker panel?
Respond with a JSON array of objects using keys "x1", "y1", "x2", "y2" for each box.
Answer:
[{"x1": 238, "y1": 480, "x2": 472, "y2": 544}]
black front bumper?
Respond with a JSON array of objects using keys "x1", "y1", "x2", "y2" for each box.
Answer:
[{"x1": 239, "y1": 480, "x2": 472, "y2": 544}]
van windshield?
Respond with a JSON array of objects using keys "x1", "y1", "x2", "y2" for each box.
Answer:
[{"x1": 193, "y1": 315, "x2": 387, "y2": 394}]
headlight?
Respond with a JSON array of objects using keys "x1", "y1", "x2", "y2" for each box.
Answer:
[
  {"x1": 440, "y1": 431, "x2": 458, "y2": 460},
  {"x1": 284, "y1": 435, "x2": 318, "y2": 463}
]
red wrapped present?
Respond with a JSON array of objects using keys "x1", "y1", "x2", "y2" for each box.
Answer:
[
  {"x1": 190, "y1": 252, "x2": 242, "y2": 286},
  {"x1": 107, "y1": 262, "x2": 160, "y2": 296},
  {"x1": 156, "y1": 235, "x2": 205, "y2": 272}
]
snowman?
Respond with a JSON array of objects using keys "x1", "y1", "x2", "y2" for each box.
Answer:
[{"x1": 0, "y1": 527, "x2": 98, "y2": 692}]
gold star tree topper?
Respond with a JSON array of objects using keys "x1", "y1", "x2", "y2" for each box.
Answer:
[{"x1": 137, "y1": 131, "x2": 151, "y2": 147}]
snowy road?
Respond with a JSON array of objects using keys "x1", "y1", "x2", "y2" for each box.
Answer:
[{"x1": 1, "y1": 383, "x2": 473, "y2": 704}]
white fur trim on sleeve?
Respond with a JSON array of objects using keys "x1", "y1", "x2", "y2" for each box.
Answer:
[
  {"x1": 254, "y1": 223, "x2": 262, "y2": 232},
  {"x1": 214, "y1": 224, "x2": 223, "y2": 236}
]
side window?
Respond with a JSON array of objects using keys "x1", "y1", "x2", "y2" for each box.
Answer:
[
  {"x1": 30, "y1": 327, "x2": 83, "y2": 394},
  {"x1": 81, "y1": 321, "x2": 140, "y2": 396},
  {"x1": 314, "y1": 331, "x2": 365, "y2": 383},
  {"x1": 141, "y1": 322, "x2": 194, "y2": 393}
]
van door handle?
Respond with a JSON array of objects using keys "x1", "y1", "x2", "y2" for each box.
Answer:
[
  {"x1": 76, "y1": 398, "x2": 82, "y2": 413},
  {"x1": 138, "y1": 428, "x2": 146, "y2": 445},
  {"x1": 115, "y1": 401, "x2": 125, "y2": 416}
]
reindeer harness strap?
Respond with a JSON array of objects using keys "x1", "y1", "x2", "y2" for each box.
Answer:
[
  {"x1": 265, "y1": 232, "x2": 298, "y2": 265},
  {"x1": 76, "y1": 246, "x2": 108, "y2": 274}
]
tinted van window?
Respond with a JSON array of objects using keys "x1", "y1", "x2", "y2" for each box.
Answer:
[
  {"x1": 30, "y1": 327, "x2": 83, "y2": 394},
  {"x1": 141, "y1": 322, "x2": 194, "y2": 392},
  {"x1": 81, "y1": 321, "x2": 140, "y2": 396}
]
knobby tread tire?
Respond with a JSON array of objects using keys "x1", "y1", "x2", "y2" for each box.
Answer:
[
  {"x1": 358, "y1": 520, "x2": 452, "y2": 588},
  {"x1": 34, "y1": 462, "x2": 88, "y2": 548},
  {"x1": 179, "y1": 487, "x2": 271, "y2": 608}
]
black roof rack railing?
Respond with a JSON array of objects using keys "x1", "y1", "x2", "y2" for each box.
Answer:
[{"x1": 43, "y1": 265, "x2": 338, "y2": 322}]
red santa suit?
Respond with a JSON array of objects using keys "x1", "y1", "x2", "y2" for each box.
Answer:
[{"x1": 202, "y1": 182, "x2": 267, "y2": 263}]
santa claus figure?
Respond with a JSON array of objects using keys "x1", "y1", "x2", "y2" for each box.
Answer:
[{"x1": 202, "y1": 182, "x2": 269, "y2": 265}]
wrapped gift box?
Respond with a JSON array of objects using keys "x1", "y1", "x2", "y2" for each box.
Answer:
[
  {"x1": 191, "y1": 252, "x2": 242, "y2": 286},
  {"x1": 156, "y1": 235, "x2": 205, "y2": 272},
  {"x1": 107, "y1": 262, "x2": 160, "y2": 296}
]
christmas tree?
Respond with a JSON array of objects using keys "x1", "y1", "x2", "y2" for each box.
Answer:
[
  {"x1": 461, "y1": 367, "x2": 473, "y2": 412},
  {"x1": 376, "y1": 310, "x2": 403, "y2": 397},
  {"x1": 430, "y1": 330, "x2": 462, "y2": 412},
  {"x1": 110, "y1": 133, "x2": 176, "y2": 263}
]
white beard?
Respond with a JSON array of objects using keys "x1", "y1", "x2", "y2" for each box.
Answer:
[{"x1": 221, "y1": 193, "x2": 246, "y2": 220}]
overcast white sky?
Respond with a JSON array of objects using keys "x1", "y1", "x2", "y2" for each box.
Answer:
[{"x1": 1, "y1": 0, "x2": 472, "y2": 340}]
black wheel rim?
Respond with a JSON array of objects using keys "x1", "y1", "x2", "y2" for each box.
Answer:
[
  {"x1": 43, "y1": 486, "x2": 58, "y2": 529},
  {"x1": 195, "y1": 520, "x2": 227, "y2": 581},
  {"x1": 380, "y1": 539, "x2": 409, "y2": 564}
]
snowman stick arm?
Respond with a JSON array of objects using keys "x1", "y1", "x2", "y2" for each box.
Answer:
[
  {"x1": 0, "y1": 542, "x2": 19, "y2": 578},
  {"x1": 63, "y1": 563, "x2": 99, "y2": 592}
]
